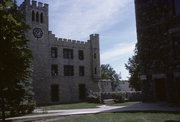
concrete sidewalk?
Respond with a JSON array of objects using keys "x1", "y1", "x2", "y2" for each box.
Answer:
[
  {"x1": 6, "y1": 105, "x2": 124, "y2": 121},
  {"x1": 6, "y1": 102, "x2": 180, "y2": 121},
  {"x1": 104, "y1": 102, "x2": 180, "y2": 113}
]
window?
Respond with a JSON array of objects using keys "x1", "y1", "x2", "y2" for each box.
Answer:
[
  {"x1": 51, "y1": 84, "x2": 59, "y2": 102},
  {"x1": 174, "y1": 0, "x2": 180, "y2": 15},
  {"x1": 64, "y1": 65, "x2": 74, "y2": 76},
  {"x1": 51, "y1": 47, "x2": 57, "y2": 58},
  {"x1": 94, "y1": 53, "x2": 96, "y2": 59},
  {"x1": 94, "y1": 67, "x2": 97, "y2": 74},
  {"x1": 79, "y1": 66, "x2": 85, "y2": 76},
  {"x1": 63, "y1": 49, "x2": 73, "y2": 59},
  {"x1": 51, "y1": 64, "x2": 58, "y2": 76},
  {"x1": 32, "y1": 11, "x2": 35, "y2": 21},
  {"x1": 36, "y1": 12, "x2": 39, "y2": 22},
  {"x1": 40, "y1": 13, "x2": 43, "y2": 23},
  {"x1": 78, "y1": 50, "x2": 84, "y2": 60}
]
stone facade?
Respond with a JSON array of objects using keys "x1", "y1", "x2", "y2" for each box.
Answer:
[
  {"x1": 117, "y1": 82, "x2": 135, "y2": 92},
  {"x1": 98, "y1": 79, "x2": 112, "y2": 92},
  {"x1": 135, "y1": 0, "x2": 180, "y2": 104},
  {"x1": 19, "y1": 0, "x2": 101, "y2": 105}
]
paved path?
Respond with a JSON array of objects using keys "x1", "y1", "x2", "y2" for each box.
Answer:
[
  {"x1": 6, "y1": 102, "x2": 180, "y2": 121},
  {"x1": 6, "y1": 105, "x2": 124, "y2": 121}
]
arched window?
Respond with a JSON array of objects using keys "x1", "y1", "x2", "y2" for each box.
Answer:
[
  {"x1": 36, "y1": 12, "x2": 39, "y2": 22},
  {"x1": 32, "y1": 11, "x2": 35, "y2": 21},
  {"x1": 40, "y1": 13, "x2": 43, "y2": 23}
]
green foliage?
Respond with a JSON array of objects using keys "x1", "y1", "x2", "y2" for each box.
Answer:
[
  {"x1": 87, "y1": 92, "x2": 100, "y2": 103},
  {"x1": 0, "y1": 0, "x2": 34, "y2": 120},
  {"x1": 9, "y1": 102, "x2": 36, "y2": 116},
  {"x1": 101, "y1": 64, "x2": 121, "y2": 90},
  {"x1": 112, "y1": 93, "x2": 125, "y2": 103},
  {"x1": 125, "y1": 44, "x2": 141, "y2": 91}
]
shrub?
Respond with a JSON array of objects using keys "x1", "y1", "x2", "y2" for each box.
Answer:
[
  {"x1": 87, "y1": 92, "x2": 100, "y2": 103},
  {"x1": 112, "y1": 93, "x2": 125, "y2": 103},
  {"x1": 9, "y1": 102, "x2": 36, "y2": 116}
]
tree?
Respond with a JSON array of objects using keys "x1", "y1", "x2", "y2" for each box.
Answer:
[
  {"x1": 101, "y1": 64, "x2": 121, "y2": 90},
  {"x1": 125, "y1": 45, "x2": 141, "y2": 91},
  {"x1": 0, "y1": 0, "x2": 34, "y2": 120}
]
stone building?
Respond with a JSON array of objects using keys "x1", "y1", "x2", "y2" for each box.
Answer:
[
  {"x1": 98, "y1": 79, "x2": 112, "y2": 92},
  {"x1": 117, "y1": 82, "x2": 135, "y2": 92},
  {"x1": 19, "y1": 0, "x2": 101, "y2": 105},
  {"x1": 135, "y1": 0, "x2": 180, "y2": 104}
]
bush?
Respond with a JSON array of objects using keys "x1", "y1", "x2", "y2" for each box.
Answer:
[
  {"x1": 9, "y1": 102, "x2": 36, "y2": 116},
  {"x1": 112, "y1": 93, "x2": 125, "y2": 103},
  {"x1": 87, "y1": 92, "x2": 100, "y2": 103}
]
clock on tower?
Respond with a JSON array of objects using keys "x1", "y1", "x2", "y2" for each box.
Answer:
[{"x1": 33, "y1": 28, "x2": 43, "y2": 38}]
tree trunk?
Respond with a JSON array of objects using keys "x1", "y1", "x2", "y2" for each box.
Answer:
[{"x1": 1, "y1": 92, "x2": 6, "y2": 121}]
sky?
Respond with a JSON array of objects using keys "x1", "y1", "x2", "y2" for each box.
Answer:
[{"x1": 17, "y1": 0, "x2": 137, "y2": 80}]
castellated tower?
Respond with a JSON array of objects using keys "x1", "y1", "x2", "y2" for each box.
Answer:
[
  {"x1": 20, "y1": 0, "x2": 101, "y2": 105},
  {"x1": 90, "y1": 34, "x2": 101, "y2": 79},
  {"x1": 20, "y1": 0, "x2": 49, "y2": 40}
]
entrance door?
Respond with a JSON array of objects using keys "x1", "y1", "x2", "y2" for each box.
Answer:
[
  {"x1": 155, "y1": 79, "x2": 166, "y2": 101},
  {"x1": 79, "y1": 84, "x2": 86, "y2": 100},
  {"x1": 51, "y1": 84, "x2": 59, "y2": 102}
]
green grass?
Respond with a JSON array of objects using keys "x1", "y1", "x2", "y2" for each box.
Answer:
[
  {"x1": 37, "y1": 102, "x2": 139, "y2": 110},
  {"x1": 110, "y1": 101, "x2": 140, "y2": 106},
  {"x1": 37, "y1": 102, "x2": 140, "y2": 110},
  {"x1": 51, "y1": 113, "x2": 180, "y2": 122},
  {"x1": 37, "y1": 103, "x2": 103, "y2": 110}
]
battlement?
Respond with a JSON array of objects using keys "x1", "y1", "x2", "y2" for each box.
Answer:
[
  {"x1": 22, "y1": 0, "x2": 48, "y2": 9},
  {"x1": 90, "y1": 34, "x2": 99, "y2": 40},
  {"x1": 48, "y1": 31, "x2": 87, "y2": 45},
  {"x1": 90, "y1": 34, "x2": 99, "y2": 37},
  {"x1": 58, "y1": 38, "x2": 86, "y2": 45}
]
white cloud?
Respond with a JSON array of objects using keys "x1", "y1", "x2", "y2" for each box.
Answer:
[
  {"x1": 101, "y1": 42, "x2": 135, "y2": 63},
  {"x1": 100, "y1": 42, "x2": 135, "y2": 80},
  {"x1": 45, "y1": 0, "x2": 131, "y2": 40}
]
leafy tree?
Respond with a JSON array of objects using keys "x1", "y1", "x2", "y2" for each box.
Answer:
[
  {"x1": 0, "y1": 0, "x2": 34, "y2": 120},
  {"x1": 125, "y1": 45, "x2": 141, "y2": 91},
  {"x1": 101, "y1": 64, "x2": 121, "y2": 90}
]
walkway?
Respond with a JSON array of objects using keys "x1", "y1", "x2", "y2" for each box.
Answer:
[{"x1": 6, "y1": 102, "x2": 180, "y2": 121}]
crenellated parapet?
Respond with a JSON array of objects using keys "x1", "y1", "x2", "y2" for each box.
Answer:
[
  {"x1": 90, "y1": 34, "x2": 99, "y2": 40},
  {"x1": 48, "y1": 31, "x2": 88, "y2": 45},
  {"x1": 21, "y1": 0, "x2": 48, "y2": 10}
]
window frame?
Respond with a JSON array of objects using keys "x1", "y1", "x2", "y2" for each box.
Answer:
[
  {"x1": 63, "y1": 48, "x2": 73, "y2": 59},
  {"x1": 64, "y1": 65, "x2": 74, "y2": 76},
  {"x1": 51, "y1": 64, "x2": 58, "y2": 76},
  {"x1": 78, "y1": 50, "x2": 84, "y2": 60},
  {"x1": 79, "y1": 66, "x2": 85, "y2": 76},
  {"x1": 51, "y1": 47, "x2": 58, "y2": 58}
]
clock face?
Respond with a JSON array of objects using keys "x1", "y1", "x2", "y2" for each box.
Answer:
[{"x1": 33, "y1": 28, "x2": 43, "y2": 38}]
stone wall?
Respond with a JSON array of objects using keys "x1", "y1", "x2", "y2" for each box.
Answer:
[{"x1": 135, "y1": 0, "x2": 180, "y2": 104}]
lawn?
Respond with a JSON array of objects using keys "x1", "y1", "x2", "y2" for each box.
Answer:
[
  {"x1": 51, "y1": 113, "x2": 180, "y2": 122},
  {"x1": 37, "y1": 102, "x2": 139, "y2": 110},
  {"x1": 37, "y1": 102, "x2": 102, "y2": 110},
  {"x1": 13, "y1": 112, "x2": 180, "y2": 122},
  {"x1": 109, "y1": 101, "x2": 140, "y2": 106}
]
